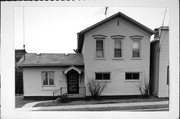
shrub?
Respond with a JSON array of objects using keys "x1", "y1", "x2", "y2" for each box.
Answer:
[
  {"x1": 56, "y1": 93, "x2": 69, "y2": 103},
  {"x1": 87, "y1": 79, "x2": 106, "y2": 100},
  {"x1": 139, "y1": 83, "x2": 150, "y2": 98}
]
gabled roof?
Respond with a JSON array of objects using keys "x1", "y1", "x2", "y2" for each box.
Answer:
[
  {"x1": 17, "y1": 53, "x2": 84, "y2": 67},
  {"x1": 77, "y1": 12, "x2": 154, "y2": 53}
]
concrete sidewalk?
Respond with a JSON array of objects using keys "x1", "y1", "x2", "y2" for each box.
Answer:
[
  {"x1": 17, "y1": 100, "x2": 168, "y2": 111},
  {"x1": 22, "y1": 100, "x2": 52, "y2": 108}
]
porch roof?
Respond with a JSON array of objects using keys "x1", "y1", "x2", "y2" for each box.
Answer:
[{"x1": 17, "y1": 53, "x2": 84, "y2": 67}]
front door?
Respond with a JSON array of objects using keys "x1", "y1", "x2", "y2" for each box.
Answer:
[{"x1": 67, "y1": 70, "x2": 79, "y2": 94}]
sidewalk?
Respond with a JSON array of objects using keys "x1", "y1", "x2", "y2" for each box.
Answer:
[{"x1": 17, "y1": 100, "x2": 168, "y2": 111}]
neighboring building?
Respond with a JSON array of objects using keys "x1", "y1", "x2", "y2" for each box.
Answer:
[
  {"x1": 18, "y1": 53, "x2": 84, "y2": 99},
  {"x1": 150, "y1": 26, "x2": 169, "y2": 98},
  {"x1": 17, "y1": 12, "x2": 154, "y2": 99},
  {"x1": 15, "y1": 49, "x2": 26, "y2": 94}
]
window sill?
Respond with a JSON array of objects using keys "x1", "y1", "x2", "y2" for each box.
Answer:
[
  {"x1": 41, "y1": 86, "x2": 55, "y2": 91},
  {"x1": 125, "y1": 80, "x2": 141, "y2": 82},
  {"x1": 95, "y1": 80, "x2": 111, "y2": 82},
  {"x1": 131, "y1": 58, "x2": 142, "y2": 60},
  {"x1": 95, "y1": 58, "x2": 105, "y2": 60},
  {"x1": 112, "y1": 57, "x2": 123, "y2": 60}
]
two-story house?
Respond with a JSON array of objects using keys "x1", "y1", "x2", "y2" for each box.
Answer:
[{"x1": 17, "y1": 12, "x2": 154, "y2": 99}]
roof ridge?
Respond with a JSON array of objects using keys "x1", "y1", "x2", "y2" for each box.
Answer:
[
  {"x1": 77, "y1": 11, "x2": 154, "y2": 53},
  {"x1": 25, "y1": 53, "x2": 80, "y2": 55}
]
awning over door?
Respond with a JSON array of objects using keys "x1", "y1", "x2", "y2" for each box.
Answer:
[{"x1": 64, "y1": 66, "x2": 82, "y2": 74}]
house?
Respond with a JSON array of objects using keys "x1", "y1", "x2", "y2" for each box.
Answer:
[
  {"x1": 15, "y1": 49, "x2": 26, "y2": 94},
  {"x1": 150, "y1": 26, "x2": 169, "y2": 98},
  {"x1": 17, "y1": 12, "x2": 154, "y2": 99}
]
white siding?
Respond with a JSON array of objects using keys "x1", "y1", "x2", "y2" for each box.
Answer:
[
  {"x1": 23, "y1": 67, "x2": 84, "y2": 96},
  {"x1": 82, "y1": 18, "x2": 151, "y2": 96},
  {"x1": 158, "y1": 28, "x2": 169, "y2": 97}
]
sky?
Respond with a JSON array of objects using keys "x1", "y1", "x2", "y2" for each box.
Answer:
[{"x1": 15, "y1": 7, "x2": 169, "y2": 53}]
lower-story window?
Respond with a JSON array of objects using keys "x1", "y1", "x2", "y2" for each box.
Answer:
[
  {"x1": 42, "y1": 71, "x2": 55, "y2": 86},
  {"x1": 125, "y1": 72, "x2": 140, "y2": 80},
  {"x1": 95, "y1": 72, "x2": 110, "y2": 80}
]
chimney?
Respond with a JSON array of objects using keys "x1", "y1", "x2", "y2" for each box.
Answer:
[{"x1": 154, "y1": 28, "x2": 159, "y2": 39}]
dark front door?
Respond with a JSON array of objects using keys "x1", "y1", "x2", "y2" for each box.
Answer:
[{"x1": 67, "y1": 70, "x2": 79, "y2": 94}]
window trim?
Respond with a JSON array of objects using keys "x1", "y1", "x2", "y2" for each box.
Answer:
[
  {"x1": 92, "y1": 34, "x2": 107, "y2": 39},
  {"x1": 132, "y1": 39, "x2": 141, "y2": 58},
  {"x1": 41, "y1": 71, "x2": 55, "y2": 87},
  {"x1": 95, "y1": 72, "x2": 111, "y2": 81},
  {"x1": 95, "y1": 39, "x2": 104, "y2": 59},
  {"x1": 130, "y1": 35, "x2": 143, "y2": 59},
  {"x1": 113, "y1": 39, "x2": 123, "y2": 58},
  {"x1": 111, "y1": 35, "x2": 125, "y2": 59},
  {"x1": 93, "y1": 35, "x2": 107, "y2": 59},
  {"x1": 125, "y1": 72, "x2": 141, "y2": 81}
]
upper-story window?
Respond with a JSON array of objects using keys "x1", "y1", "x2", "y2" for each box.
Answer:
[
  {"x1": 111, "y1": 35, "x2": 125, "y2": 58},
  {"x1": 42, "y1": 71, "x2": 55, "y2": 86},
  {"x1": 96, "y1": 40, "x2": 104, "y2": 58},
  {"x1": 114, "y1": 39, "x2": 122, "y2": 57},
  {"x1": 132, "y1": 39, "x2": 140, "y2": 58},
  {"x1": 130, "y1": 35, "x2": 143, "y2": 58},
  {"x1": 93, "y1": 35, "x2": 107, "y2": 59}
]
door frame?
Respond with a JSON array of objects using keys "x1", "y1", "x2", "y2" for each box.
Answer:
[{"x1": 67, "y1": 69, "x2": 79, "y2": 94}]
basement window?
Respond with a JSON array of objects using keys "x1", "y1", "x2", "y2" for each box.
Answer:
[{"x1": 125, "y1": 72, "x2": 140, "y2": 80}]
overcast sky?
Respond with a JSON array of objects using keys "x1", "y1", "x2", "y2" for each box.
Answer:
[{"x1": 15, "y1": 7, "x2": 169, "y2": 53}]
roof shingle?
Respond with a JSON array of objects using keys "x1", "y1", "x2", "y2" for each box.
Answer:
[{"x1": 17, "y1": 53, "x2": 84, "y2": 67}]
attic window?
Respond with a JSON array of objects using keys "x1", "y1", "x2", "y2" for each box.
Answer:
[{"x1": 117, "y1": 21, "x2": 119, "y2": 26}]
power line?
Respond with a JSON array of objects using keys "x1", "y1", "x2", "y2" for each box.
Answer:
[
  {"x1": 23, "y1": 7, "x2": 26, "y2": 60},
  {"x1": 23, "y1": 7, "x2": 25, "y2": 48},
  {"x1": 158, "y1": 7, "x2": 168, "y2": 51}
]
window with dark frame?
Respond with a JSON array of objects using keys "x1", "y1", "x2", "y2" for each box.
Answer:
[
  {"x1": 95, "y1": 73, "x2": 110, "y2": 80},
  {"x1": 125, "y1": 72, "x2": 140, "y2": 80},
  {"x1": 114, "y1": 39, "x2": 122, "y2": 57},
  {"x1": 42, "y1": 71, "x2": 54, "y2": 86},
  {"x1": 132, "y1": 39, "x2": 140, "y2": 58},
  {"x1": 96, "y1": 40, "x2": 104, "y2": 58}
]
